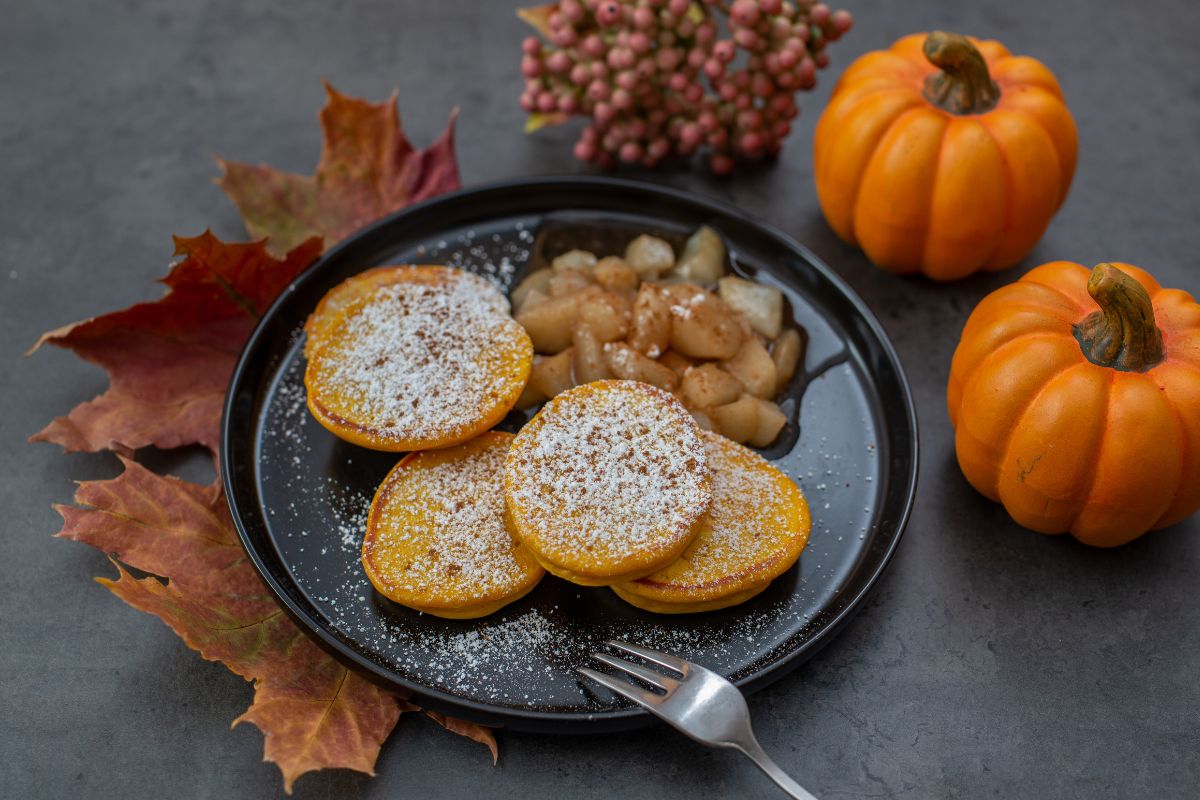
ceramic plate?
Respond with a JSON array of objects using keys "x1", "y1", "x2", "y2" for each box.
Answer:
[{"x1": 221, "y1": 177, "x2": 918, "y2": 732}]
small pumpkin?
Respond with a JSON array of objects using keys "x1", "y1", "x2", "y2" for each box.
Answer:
[
  {"x1": 814, "y1": 31, "x2": 1078, "y2": 280},
  {"x1": 948, "y1": 262, "x2": 1200, "y2": 546}
]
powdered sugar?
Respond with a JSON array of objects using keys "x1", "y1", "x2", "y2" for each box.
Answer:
[
  {"x1": 247, "y1": 217, "x2": 891, "y2": 714},
  {"x1": 307, "y1": 268, "x2": 528, "y2": 445},
  {"x1": 365, "y1": 435, "x2": 536, "y2": 603},
  {"x1": 647, "y1": 431, "x2": 805, "y2": 589},
  {"x1": 505, "y1": 380, "x2": 710, "y2": 566}
]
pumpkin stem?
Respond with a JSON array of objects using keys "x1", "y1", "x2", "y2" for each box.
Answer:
[
  {"x1": 921, "y1": 31, "x2": 1001, "y2": 115},
  {"x1": 1074, "y1": 264, "x2": 1165, "y2": 372}
]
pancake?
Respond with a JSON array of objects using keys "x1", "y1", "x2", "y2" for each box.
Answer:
[
  {"x1": 362, "y1": 431, "x2": 544, "y2": 618},
  {"x1": 503, "y1": 379, "x2": 712, "y2": 586},
  {"x1": 304, "y1": 265, "x2": 533, "y2": 451},
  {"x1": 612, "y1": 430, "x2": 810, "y2": 613},
  {"x1": 303, "y1": 266, "x2": 409, "y2": 351}
]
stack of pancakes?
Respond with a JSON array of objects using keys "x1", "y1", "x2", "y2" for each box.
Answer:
[{"x1": 305, "y1": 265, "x2": 811, "y2": 619}]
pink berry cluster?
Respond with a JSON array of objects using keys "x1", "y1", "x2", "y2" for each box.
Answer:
[{"x1": 520, "y1": 0, "x2": 852, "y2": 174}]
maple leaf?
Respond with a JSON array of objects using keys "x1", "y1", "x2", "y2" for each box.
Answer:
[
  {"x1": 30, "y1": 233, "x2": 321, "y2": 455},
  {"x1": 57, "y1": 458, "x2": 245, "y2": 599},
  {"x1": 105, "y1": 562, "x2": 402, "y2": 792},
  {"x1": 60, "y1": 458, "x2": 299, "y2": 676},
  {"x1": 57, "y1": 458, "x2": 495, "y2": 792},
  {"x1": 234, "y1": 650, "x2": 403, "y2": 793},
  {"x1": 216, "y1": 82, "x2": 461, "y2": 256},
  {"x1": 38, "y1": 90, "x2": 491, "y2": 791}
]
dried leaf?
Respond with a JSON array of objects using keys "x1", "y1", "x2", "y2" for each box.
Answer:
[
  {"x1": 42, "y1": 86, "x2": 493, "y2": 791},
  {"x1": 105, "y1": 564, "x2": 402, "y2": 792},
  {"x1": 516, "y1": 4, "x2": 558, "y2": 38},
  {"x1": 60, "y1": 458, "x2": 494, "y2": 791},
  {"x1": 30, "y1": 233, "x2": 321, "y2": 455},
  {"x1": 100, "y1": 561, "x2": 297, "y2": 680},
  {"x1": 62, "y1": 460, "x2": 402, "y2": 792},
  {"x1": 422, "y1": 711, "x2": 499, "y2": 765},
  {"x1": 217, "y1": 82, "x2": 461, "y2": 256},
  {"x1": 524, "y1": 111, "x2": 570, "y2": 133},
  {"x1": 57, "y1": 457, "x2": 243, "y2": 598},
  {"x1": 234, "y1": 653, "x2": 404, "y2": 793}
]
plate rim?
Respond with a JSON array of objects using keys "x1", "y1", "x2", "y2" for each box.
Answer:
[{"x1": 220, "y1": 175, "x2": 919, "y2": 731}]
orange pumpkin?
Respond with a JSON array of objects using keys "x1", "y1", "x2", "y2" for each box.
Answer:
[
  {"x1": 814, "y1": 32, "x2": 1078, "y2": 281},
  {"x1": 948, "y1": 262, "x2": 1200, "y2": 546}
]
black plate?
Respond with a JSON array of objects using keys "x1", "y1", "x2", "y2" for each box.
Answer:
[{"x1": 221, "y1": 177, "x2": 918, "y2": 732}]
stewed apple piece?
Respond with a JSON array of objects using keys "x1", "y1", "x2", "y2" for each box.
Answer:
[
  {"x1": 665, "y1": 284, "x2": 743, "y2": 360},
  {"x1": 718, "y1": 276, "x2": 783, "y2": 339},
  {"x1": 593, "y1": 256, "x2": 639, "y2": 293},
  {"x1": 673, "y1": 225, "x2": 727, "y2": 285},
  {"x1": 679, "y1": 363, "x2": 743, "y2": 409},
  {"x1": 529, "y1": 348, "x2": 576, "y2": 398},
  {"x1": 771, "y1": 328, "x2": 803, "y2": 392},
  {"x1": 517, "y1": 290, "x2": 595, "y2": 353},
  {"x1": 723, "y1": 336, "x2": 777, "y2": 399},
  {"x1": 629, "y1": 284, "x2": 672, "y2": 357},
  {"x1": 605, "y1": 342, "x2": 679, "y2": 392},
  {"x1": 624, "y1": 234, "x2": 675, "y2": 278},
  {"x1": 509, "y1": 226, "x2": 802, "y2": 448}
]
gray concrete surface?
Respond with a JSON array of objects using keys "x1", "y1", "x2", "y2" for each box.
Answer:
[{"x1": 2, "y1": 0, "x2": 1198, "y2": 797}]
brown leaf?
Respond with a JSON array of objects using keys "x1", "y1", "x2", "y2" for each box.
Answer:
[
  {"x1": 234, "y1": 650, "x2": 404, "y2": 793},
  {"x1": 217, "y1": 82, "x2": 461, "y2": 256},
  {"x1": 99, "y1": 560, "x2": 297, "y2": 682},
  {"x1": 106, "y1": 565, "x2": 403, "y2": 793},
  {"x1": 30, "y1": 233, "x2": 321, "y2": 455},
  {"x1": 63, "y1": 461, "x2": 402, "y2": 791},
  {"x1": 57, "y1": 457, "x2": 243, "y2": 598},
  {"x1": 42, "y1": 86, "x2": 488, "y2": 791},
  {"x1": 63, "y1": 458, "x2": 495, "y2": 790},
  {"x1": 516, "y1": 4, "x2": 558, "y2": 38},
  {"x1": 422, "y1": 711, "x2": 499, "y2": 765},
  {"x1": 60, "y1": 460, "x2": 325, "y2": 678}
]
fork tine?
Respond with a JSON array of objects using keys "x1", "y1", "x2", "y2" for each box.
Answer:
[
  {"x1": 591, "y1": 652, "x2": 679, "y2": 692},
  {"x1": 606, "y1": 640, "x2": 687, "y2": 674},
  {"x1": 576, "y1": 662, "x2": 662, "y2": 705},
  {"x1": 577, "y1": 667, "x2": 661, "y2": 708}
]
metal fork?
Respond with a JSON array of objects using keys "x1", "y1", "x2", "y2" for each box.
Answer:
[{"x1": 579, "y1": 641, "x2": 818, "y2": 800}]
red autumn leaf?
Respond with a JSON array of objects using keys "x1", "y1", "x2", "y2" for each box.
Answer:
[
  {"x1": 30, "y1": 233, "x2": 321, "y2": 455},
  {"x1": 104, "y1": 562, "x2": 402, "y2": 792},
  {"x1": 216, "y1": 82, "x2": 461, "y2": 256},
  {"x1": 233, "y1": 652, "x2": 405, "y2": 793},
  {"x1": 39, "y1": 88, "x2": 492, "y2": 792},
  {"x1": 60, "y1": 457, "x2": 298, "y2": 675},
  {"x1": 57, "y1": 457, "x2": 245, "y2": 600},
  {"x1": 59, "y1": 457, "x2": 401, "y2": 790},
  {"x1": 57, "y1": 458, "x2": 496, "y2": 792},
  {"x1": 101, "y1": 560, "x2": 299, "y2": 680}
]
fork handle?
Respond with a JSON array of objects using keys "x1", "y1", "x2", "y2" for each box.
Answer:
[{"x1": 735, "y1": 736, "x2": 819, "y2": 800}]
